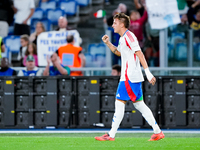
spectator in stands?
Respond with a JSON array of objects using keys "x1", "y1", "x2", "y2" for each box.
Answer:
[
  {"x1": 187, "y1": 0, "x2": 200, "y2": 38},
  {"x1": 0, "y1": 58, "x2": 17, "y2": 76},
  {"x1": 145, "y1": 22, "x2": 160, "y2": 66},
  {"x1": 111, "y1": 64, "x2": 121, "y2": 76},
  {"x1": 29, "y1": 22, "x2": 45, "y2": 46},
  {"x1": 13, "y1": 0, "x2": 35, "y2": 36},
  {"x1": 55, "y1": 16, "x2": 82, "y2": 44},
  {"x1": 134, "y1": 0, "x2": 146, "y2": 16},
  {"x1": 56, "y1": 35, "x2": 85, "y2": 76},
  {"x1": 105, "y1": 3, "x2": 130, "y2": 26},
  {"x1": 56, "y1": 16, "x2": 72, "y2": 31},
  {"x1": 18, "y1": 55, "x2": 42, "y2": 76},
  {"x1": 23, "y1": 43, "x2": 38, "y2": 67},
  {"x1": 0, "y1": 36, "x2": 5, "y2": 59},
  {"x1": 129, "y1": 9, "x2": 148, "y2": 48},
  {"x1": 0, "y1": 0, "x2": 14, "y2": 38},
  {"x1": 175, "y1": 14, "x2": 189, "y2": 39},
  {"x1": 43, "y1": 53, "x2": 70, "y2": 76},
  {"x1": 17, "y1": 34, "x2": 29, "y2": 67}
]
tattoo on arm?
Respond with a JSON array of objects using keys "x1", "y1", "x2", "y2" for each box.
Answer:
[{"x1": 113, "y1": 49, "x2": 117, "y2": 54}]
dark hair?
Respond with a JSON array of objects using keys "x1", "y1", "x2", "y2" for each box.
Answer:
[
  {"x1": 20, "y1": 34, "x2": 29, "y2": 42},
  {"x1": 25, "y1": 43, "x2": 37, "y2": 56},
  {"x1": 112, "y1": 64, "x2": 121, "y2": 73},
  {"x1": 113, "y1": 13, "x2": 130, "y2": 28},
  {"x1": 66, "y1": 35, "x2": 74, "y2": 43}
]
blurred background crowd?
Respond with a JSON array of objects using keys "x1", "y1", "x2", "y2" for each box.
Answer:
[{"x1": 0, "y1": 0, "x2": 200, "y2": 77}]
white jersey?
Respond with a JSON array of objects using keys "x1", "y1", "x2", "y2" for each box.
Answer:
[
  {"x1": 14, "y1": 0, "x2": 35, "y2": 25},
  {"x1": 117, "y1": 30, "x2": 144, "y2": 83}
]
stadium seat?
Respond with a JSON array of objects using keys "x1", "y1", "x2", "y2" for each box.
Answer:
[
  {"x1": 88, "y1": 43, "x2": 106, "y2": 56},
  {"x1": 75, "y1": 0, "x2": 90, "y2": 6},
  {"x1": 31, "y1": 8, "x2": 44, "y2": 20},
  {"x1": 31, "y1": 18, "x2": 52, "y2": 31},
  {"x1": 59, "y1": 0, "x2": 78, "y2": 16},
  {"x1": 8, "y1": 26, "x2": 14, "y2": 35},
  {"x1": 84, "y1": 53, "x2": 93, "y2": 67},
  {"x1": 58, "y1": 0, "x2": 80, "y2": 26},
  {"x1": 95, "y1": 54, "x2": 106, "y2": 67},
  {"x1": 194, "y1": 43, "x2": 200, "y2": 61},
  {"x1": 1, "y1": 46, "x2": 11, "y2": 61},
  {"x1": 75, "y1": 0, "x2": 92, "y2": 16},
  {"x1": 168, "y1": 43, "x2": 174, "y2": 60},
  {"x1": 175, "y1": 42, "x2": 187, "y2": 61},
  {"x1": 3, "y1": 36, "x2": 20, "y2": 52},
  {"x1": 170, "y1": 32, "x2": 185, "y2": 46},
  {"x1": 39, "y1": 0, "x2": 56, "y2": 11},
  {"x1": 45, "y1": 8, "x2": 65, "y2": 25},
  {"x1": 3, "y1": 36, "x2": 21, "y2": 61}
]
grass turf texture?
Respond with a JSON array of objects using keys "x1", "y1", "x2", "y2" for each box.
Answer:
[{"x1": 0, "y1": 133, "x2": 199, "y2": 150}]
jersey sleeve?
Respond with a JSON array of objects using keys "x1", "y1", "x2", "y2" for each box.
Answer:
[
  {"x1": 64, "y1": 66, "x2": 70, "y2": 75},
  {"x1": 124, "y1": 32, "x2": 141, "y2": 53}
]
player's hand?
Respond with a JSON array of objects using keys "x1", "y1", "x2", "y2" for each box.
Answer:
[
  {"x1": 149, "y1": 76, "x2": 156, "y2": 86},
  {"x1": 102, "y1": 35, "x2": 109, "y2": 44}
]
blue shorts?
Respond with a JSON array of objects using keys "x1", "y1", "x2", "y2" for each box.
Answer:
[{"x1": 116, "y1": 81, "x2": 143, "y2": 102}]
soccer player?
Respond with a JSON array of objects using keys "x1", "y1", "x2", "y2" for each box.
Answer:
[{"x1": 95, "y1": 13, "x2": 165, "y2": 141}]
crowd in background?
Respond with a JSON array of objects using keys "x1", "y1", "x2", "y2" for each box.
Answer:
[
  {"x1": 0, "y1": 0, "x2": 200, "y2": 76},
  {"x1": 104, "y1": 0, "x2": 200, "y2": 67}
]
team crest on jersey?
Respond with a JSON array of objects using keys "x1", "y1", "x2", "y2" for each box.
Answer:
[{"x1": 116, "y1": 93, "x2": 120, "y2": 97}]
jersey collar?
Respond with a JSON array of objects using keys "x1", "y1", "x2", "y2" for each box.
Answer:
[{"x1": 123, "y1": 30, "x2": 129, "y2": 37}]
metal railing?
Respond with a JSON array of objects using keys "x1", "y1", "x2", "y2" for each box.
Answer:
[{"x1": 11, "y1": 67, "x2": 200, "y2": 76}]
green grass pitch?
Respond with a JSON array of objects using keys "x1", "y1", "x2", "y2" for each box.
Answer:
[{"x1": 0, "y1": 133, "x2": 199, "y2": 150}]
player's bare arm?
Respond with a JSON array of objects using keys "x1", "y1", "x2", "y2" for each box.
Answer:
[
  {"x1": 135, "y1": 50, "x2": 156, "y2": 85},
  {"x1": 102, "y1": 35, "x2": 121, "y2": 56}
]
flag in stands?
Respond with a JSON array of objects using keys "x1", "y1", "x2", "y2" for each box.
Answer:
[{"x1": 94, "y1": 10, "x2": 106, "y2": 18}]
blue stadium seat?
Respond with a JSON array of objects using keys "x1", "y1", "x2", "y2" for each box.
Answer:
[
  {"x1": 75, "y1": 0, "x2": 90, "y2": 7},
  {"x1": 194, "y1": 43, "x2": 200, "y2": 61},
  {"x1": 3, "y1": 36, "x2": 21, "y2": 61},
  {"x1": 58, "y1": 0, "x2": 80, "y2": 26},
  {"x1": 3, "y1": 36, "x2": 21, "y2": 52},
  {"x1": 45, "y1": 8, "x2": 65, "y2": 25},
  {"x1": 168, "y1": 43, "x2": 174, "y2": 60},
  {"x1": 39, "y1": 0, "x2": 56, "y2": 11},
  {"x1": 84, "y1": 53, "x2": 93, "y2": 67},
  {"x1": 88, "y1": 43, "x2": 106, "y2": 56},
  {"x1": 175, "y1": 42, "x2": 187, "y2": 61},
  {"x1": 75, "y1": 0, "x2": 92, "y2": 16},
  {"x1": 31, "y1": 18, "x2": 52, "y2": 31},
  {"x1": 8, "y1": 26, "x2": 14, "y2": 35},
  {"x1": 1, "y1": 46, "x2": 11, "y2": 60},
  {"x1": 31, "y1": 8, "x2": 44, "y2": 20},
  {"x1": 59, "y1": 0, "x2": 78, "y2": 16},
  {"x1": 95, "y1": 54, "x2": 106, "y2": 67},
  {"x1": 170, "y1": 32, "x2": 185, "y2": 46}
]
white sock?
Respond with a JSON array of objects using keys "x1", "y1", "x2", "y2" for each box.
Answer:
[
  {"x1": 133, "y1": 101, "x2": 161, "y2": 134},
  {"x1": 108, "y1": 100, "x2": 125, "y2": 138}
]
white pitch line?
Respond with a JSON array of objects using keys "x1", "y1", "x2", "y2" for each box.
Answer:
[{"x1": 0, "y1": 130, "x2": 200, "y2": 134}]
